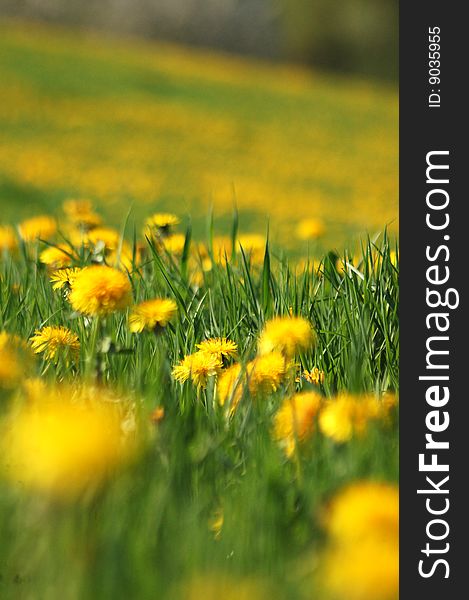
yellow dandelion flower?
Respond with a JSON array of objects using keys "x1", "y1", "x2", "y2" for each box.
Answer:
[
  {"x1": 1, "y1": 393, "x2": 132, "y2": 499},
  {"x1": 319, "y1": 393, "x2": 390, "y2": 443},
  {"x1": 324, "y1": 481, "x2": 399, "y2": 543},
  {"x1": 273, "y1": 391, "x2": 322, "y2": 457},
  {"x1": 49, "y1": 267, "x2": 82, "y2": 291},
  {"x1": 39, "y1": 244, "x2": 75, "y2": 269},
  {"x1": 259, "y1": 316, "x2": 315, "y2": 357},
  {"x1": 162, "y1": 233, "x2": 186, "y2": 255},
  {"x1": 69, "y1": 265, "x2": 132, "y2": 316},
  {"x1": 247, "y1": 351, "x2": 287, "y2": 395},
  {"x1": 129, "y1": 298, "x2": 177, "y2": 333},
  {"x1": 217, "y1": 363, "x2": 244, "y2": 412},
  {"x1": 172, "y1": 351, "x2": 223, "y2": 389},
  {"x1": 86, "y1": 227, "x2": 121, "y2": 251},
  {"x1": 62, "y1": 199, "x2": 102, "y2": 229},
  {"x1": 0, "y1": 225, "x2": 17, "y2": 252},
  {"x1": 0, "y1": 347, "x2": 22, "y2": 388},
  {"x1": 196, "y1": 338, "x2": 238, "y2": 360},
  {"x1": 18, "y1": 215, "x2": 57, "y2": 242},
  {"x1": 303, "y1": 367, "x2": 325, "y2": 386},
  {"x1": 30, "y1": 326, "x2": 80, "y2": 364},
  {"x1": 296, "y1": 218, "x2": 325, "y2": 240},
  {"x1": 145, "y1": 213, "x2": 180, "y2": 231},
  {"x1": 322, "y1": 536, "x2": 398, "y2": 600},
  {"x1": 321, "y1": 482, "x2": 399, "y2": 600}
]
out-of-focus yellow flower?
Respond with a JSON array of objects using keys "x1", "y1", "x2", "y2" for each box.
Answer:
[
  {"x1": 303, "y1": 367, "x2": 325, "y2": 386},
  {"x1": 161, "y1": 233, "x2": 186, "y2": 255},
  {"x1": 247, "y1": 351, "x2": 287, "y2": 395},
  {"x1": 0, "y1": 225, "x2": 17, "y2": 252},
  {"x1": 86, "y1": 227, "x2": 121, "y2": 251},
  {"x1": 217, "y1": 363, "x2": 243, "y2": 411},
  {"x1": 172, "y1": 351, "x2": 223, "y2": 389},
  {"x1": 69, "y1": 265, "x2": 132, "y2": 316},
  {"x1": 321, "y1": 482, "x2": 399, "y2": 600},
  {"x1": 145, "y1": 213, "x2": 180, "y2": 231},
  {"x1": 18, "y1": 215, "x2": 57, "y2": 242},
  {"x1": 62, "y1": 199, "x2": 102, "y2": 230},
  {"x1": 196, "y1": 338, "x2": 237, "y2": 360},
  {"x1": 296, "y1": 218, "x2": 325, "y2": 240},
  {"x1": 29, "y1": 326, "x2": 80, "y2": 364},
  {"x1": 0, "y1": 332, "x2": 32, "y2": 388},
  {"x1": 259, "y1": 316, "x2": 315, "y2": 357},
  {"x1": 218, "y1": 352, "x2": 287, "y2": 412},
  {"x1": 0, "y1": 348, "x2": 21, "y2": 388},
  {"x1": 390, "y1": 249, "x2": 398, "y2": 267},
  {"x1": 129, "y1": 298, "x2": 177, "y2": 333},
  {"x1": 1, "y1": 390, "x2": 133, "y2": 499},
  {"x1": 324, "y1": 481, "x2": 399, "y2": 542},
  {"x1": 319, "y1": 393, "x2": 392, "y2": 443},
  {"x1": 39, "y1": 244, "x2": 75, "y2": 269},
  {"x1": 49, "y1": 267, "x2": 82, "y2": 291},
  {"x1": 273, "y1": 391, "x2": 322, "y2": 457}
]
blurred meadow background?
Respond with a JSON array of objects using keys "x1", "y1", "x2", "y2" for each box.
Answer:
[{"x1": 0, "y1": 3, "x2": 398, "y2": 600}]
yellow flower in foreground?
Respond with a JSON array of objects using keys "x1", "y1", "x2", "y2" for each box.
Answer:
[
  {"x1": 0, "y1": 225, "x2": 17, "y2": 252},
  {"x1": 172, "y1": 351, "x2": 223, "y2": 389},
  {"x1": 29, "y1": 326, "x2": 80, "y2": 363},
  {"x1": 39, "y1": 244, "x2": 74, "y2": 269},
  {"x1": 196, "y1": 338, "x2": 238, "y2": 360},
  {"x1": 296, "y1": 218, "x2": 325, "y2": 240},
  {"x1": 69, "y1": 265, "x2": 132, "y2": 316},
  {"x1": 49, "y1": 267, "x2": 82, "y2": 291},
  {"x1": 1, "y1": 394, "x2": 132, "y2": 499},
  {"x1": 324, "y1": 481, "x2": 399, "y2": 542},
  {"x1": 321, "y1": 482, "x2": 399, "y2": 600},
  {"x1": 259, "y1": 316, "x2": 315, "y2": 357},
  {"x1": 129, "y1": 298, "x2": 177, "y2": 333},
  {"x1": 18, "y1": 215, "x2": 57, "y2": 242},
  {"x1": 319, "y1": 393, "x2": 391, "y2": 443},
  {"x1": 273, "y1": 391, "x2": 322, "y2": 457}
]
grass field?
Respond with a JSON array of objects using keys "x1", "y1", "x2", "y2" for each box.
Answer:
[{"x1": 1, "y1": 20, "x2": 398, "y2": 600}]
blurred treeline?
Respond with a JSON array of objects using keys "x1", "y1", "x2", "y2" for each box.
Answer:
[{"x1": 0, "y1": 0, "x2": 397, "y2": 80}]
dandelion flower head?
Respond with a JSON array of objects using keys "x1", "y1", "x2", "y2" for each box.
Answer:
[
  {"x1": 69, "y1": 265, "x2": 132, "y2": 316},
  {"x1": 129, "y1": 298, "x2": 177, "y2": 333},
  {"x1": 259, "y1": 316, "x2": 314, "y2": 357},
  {"x1": 30, "y1": 326, "x2": 80, "y2": 364}
]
